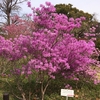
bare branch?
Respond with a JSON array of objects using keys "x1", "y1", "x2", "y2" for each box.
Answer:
[
  {"x1": 0, "y1": 0, "x2": 27, "y2": 25},
  {"x1": 17, "y1": 0, "x2": 28, "y2": 4}
]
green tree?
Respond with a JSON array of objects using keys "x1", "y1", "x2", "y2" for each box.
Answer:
[{"x1": 55, "y1": 4, "x2": 97, "y2": 22}]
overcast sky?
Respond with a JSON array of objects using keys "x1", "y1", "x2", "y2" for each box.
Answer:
[{"x1": 20, "y1": 0, "x2": 100, "y2": 21}]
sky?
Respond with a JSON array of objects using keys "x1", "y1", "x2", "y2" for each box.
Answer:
[{"x1": 21, "y1": 0, "x2": 100, "y2": 21}]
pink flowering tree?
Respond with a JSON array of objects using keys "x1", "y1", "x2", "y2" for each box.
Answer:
[
  {"x1": 1, "y1": 15, "x2": 35, "y2": 39},
  {"x1": 0, "y1": 2, "x2": 100, "y2": 100}
]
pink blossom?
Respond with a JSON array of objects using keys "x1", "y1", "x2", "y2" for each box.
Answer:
[
  {"x1": 45, "y1": 2, "x2": 51, "y2": 6},
  {"x1": 27, "y1": 1, "x2": 31, "y2": 7}
]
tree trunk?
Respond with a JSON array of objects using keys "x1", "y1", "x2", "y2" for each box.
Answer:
[
  {"x1": 41, "y1": 82, "x2": 44, "y2": 100},
  {"x1": 22, "y1": 93, "x2": 26, "y2": 100},
  {"x1": 40, "y1": 79, "x2": 51, "y2": 100},
  {"x1": 7, "y1": 14, "x2": 10, "y2": 25}
]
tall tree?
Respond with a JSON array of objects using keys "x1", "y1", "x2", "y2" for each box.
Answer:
[{"x1": 0, "y1": 0, "x2": 27, "y2": 25}]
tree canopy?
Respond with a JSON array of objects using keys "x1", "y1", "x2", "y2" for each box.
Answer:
[{"x1": 55, "y1": 4, "x2": 95, "y2": 22}]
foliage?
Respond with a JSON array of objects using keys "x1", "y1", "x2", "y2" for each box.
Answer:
[
  {"x1": 95, "y1": 37, "x2": 100, "y2": 49},
  {"x1": 1, "y1": 77, "x2": 100, "y2": 100},
  {"x1": 55, "y1": 4, "x2": 96, "y2": 21},
  {"x1": 44, "y1": 79, "x2": 100, "y2": 100}
]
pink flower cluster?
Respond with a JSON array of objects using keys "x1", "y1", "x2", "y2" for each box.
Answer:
[{"x1": 0, "y1": 2, "x2": 99, "y2": 84}]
